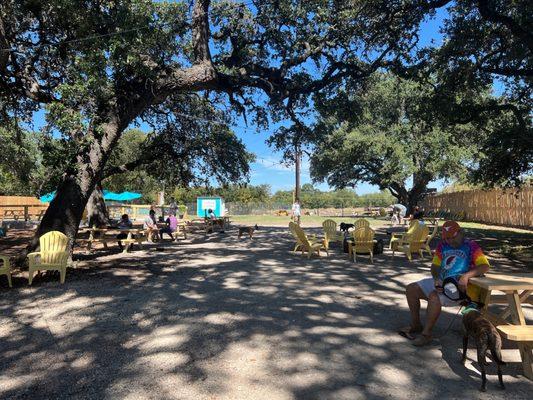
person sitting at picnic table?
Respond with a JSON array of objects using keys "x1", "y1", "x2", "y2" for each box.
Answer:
[
  {"x1": 400, "y1": 221, "x2": 490, "y2": 346},
  {"x1": 159, "y1": 213, "x2": 178, "y2": 240},
  {"x1": 409, "y1": 206, "x2": 425, "y2": 221},
  {"x1": 207, "y1": 208, "x2": 216, "y2": 219},
  {"x1": 116, "y1": 214, "x2": 133, "y2": 251},
  {"x1": 144, "y1": 209, "x2": 159, "y2": 241}
]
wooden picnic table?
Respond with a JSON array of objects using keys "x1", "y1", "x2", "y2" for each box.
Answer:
[
  {"x1": 80, "y1": 227, "x2": 145, "y2": 252},
  {"x1": 470, "y1": 273, "x2": 533, "y2": 380}
]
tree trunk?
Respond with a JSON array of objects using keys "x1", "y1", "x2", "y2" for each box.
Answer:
[
  {"x1": 87, "y1": 183, "x2": 109, "y2": 227},
  {"x1": 28, "y1": 175, "x2": 92, "y2": 254},
  {"x1": 24, "y1": 121, "x2": 122, "y2": 259}
]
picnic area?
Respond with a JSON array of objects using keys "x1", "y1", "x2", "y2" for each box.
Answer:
[
  {"x1": 1, "y1": 212, "x2": 532, "y2": 399},
  {"x1": 1, "y1": 1, "x2": 532, "y2": 399}
]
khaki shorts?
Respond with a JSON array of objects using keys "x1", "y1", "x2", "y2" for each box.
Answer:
[{"x1": 416, "y1": 277, "x2": 461, "y2": 307}]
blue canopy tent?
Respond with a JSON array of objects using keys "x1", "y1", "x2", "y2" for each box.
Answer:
[
  {"x1": 102, "y1": 191, "x2": 142, "y2": 202},
  {"x1": 40, "y1": 190, "x2": 142, "y2": 203}
]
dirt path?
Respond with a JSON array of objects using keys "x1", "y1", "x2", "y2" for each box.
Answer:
[{"x1": 0, "y1": 225, "x2": 531, "y2": 399}]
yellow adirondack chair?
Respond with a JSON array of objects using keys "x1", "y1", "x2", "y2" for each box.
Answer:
[
  {"x1": 421, "y1": 223, "x2": 439, "y2": 257},
  {"x1": 322, "y1": 219, "x2": 343, "y2": 249},
  {"x1": 28, "y1": 231, "x2": 69, "y2": 285},
  {"x1": 348, "y1": 226, "x2": 375, "y2": 263},
  {"x1": 0, "y1": 254, "x2": 12, "y2": 287},
  {"x1": 390, "y1": 219, "x2": 421, "y2": 250},
  {"x1": 289, "y1": 222, "x2": 327, "y2": 258},
  {"x1": 289, "y1": 222, "x2": 318, "y2": 252},
  {"x1": 354, "y1": 219, "x2": 370, "y2": 230},
  {"x1": 392, "y1": 224, "x2": 429, "y2": 261}
]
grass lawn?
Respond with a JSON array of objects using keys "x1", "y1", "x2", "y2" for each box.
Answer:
[{"x1": 229, "y1": 214, "x2": 385, "y2": 227}]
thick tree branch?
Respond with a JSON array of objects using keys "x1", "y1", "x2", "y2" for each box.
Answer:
[
  {"x1": 480, "y1": 66, "x2": 533, "y2": 77},
  {"x1": 192, "y1": 0, "x2": 212, "y2": 63},
  {"x1": 476, "y1": 0, "x2": 533, "y2": 53}
]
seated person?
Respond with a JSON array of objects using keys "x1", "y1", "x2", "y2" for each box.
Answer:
[
  {"x1": 116, "y1": 214, "x2": 133, "y2": 251},
  {"x1": 206, "y1": 209, "x2": 224, "y2": 232},
  {"x1": 159, "y1": 213, "x2": 178, "y2": 240},
  {"x1": 409, "y1": 206, "x2": 425, "y2": 221},
  {"x1": 143, "y1": 209, "x2": 159, "y2": 241},
  {"x1": 400, "y1": 221, "x2": 490, "y2": 346}
]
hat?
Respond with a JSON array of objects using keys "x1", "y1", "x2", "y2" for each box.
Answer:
[{"x1": 442, "y1": 220, "x2": 461, "y2": 240}]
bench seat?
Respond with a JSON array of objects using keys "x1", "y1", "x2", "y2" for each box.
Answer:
[{"x1": 497, "y1": 325, "x2": 533, "y2": 341}]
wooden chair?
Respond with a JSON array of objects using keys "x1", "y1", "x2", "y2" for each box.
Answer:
[
  {"x1": 322, "y1": 219, "x2": 343, "y2": 249},
  {"x1": 28, "y1": 231, "x2": 69, "y2": 285},
  {"x1": 348, "y1": 227, "x2": 375, "y2": 263},
  {"x1": 354, "y1": 219, "x2": 370, "y2": 230},
  {"x1": 392, "y1": 224, "x2": 429, "y2": 261},
  {"x1": 289, "y1": 221, "x2": 310, "y2": 251},
  {"x1": 420, "y1": 222, "x2": 439, "y2": 257},
  {"x1": 0, "y1": 254, "x2": 12, "y2": 287},
  {"x1": 289, "y1": 222, "x2": 327, "y2": 258},
  {"x1": 390, "y1": 219, "x2": 420, "y2": 250}
]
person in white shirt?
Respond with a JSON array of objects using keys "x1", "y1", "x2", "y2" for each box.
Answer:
[
  {"x1": 292, "y1": 199, "x2": 301, "y2": 225},
  {"x1": 143, "y1": 209, "x2": 159, "y2": 241}
]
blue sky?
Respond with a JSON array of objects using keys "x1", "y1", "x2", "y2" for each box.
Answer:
[
  {"x1": 31, "y1": 5, "x2": 452, "y2": 196},
  {"x1": 231, "y1": 7, "x2": 450, "y2": 194}
]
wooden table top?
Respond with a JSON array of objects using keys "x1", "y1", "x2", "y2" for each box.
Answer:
[{"x1": 470, "y1": 273, "x2": 533, "y2": 291}]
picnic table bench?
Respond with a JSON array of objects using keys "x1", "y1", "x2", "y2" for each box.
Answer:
[
  {"x1": 470, "y1": 273, "x2": 533, "y2": 380},
  {"x1": 156, "y1": 221, "x2": 188, "y2": 240},
  {"x1": 79, "y1": 227, "x2": 147, "y2": 253},
  {"x1": 3, "y1": 209, "x2": 25, "y2": 221},
  {"x1": 2, "y1": 207, "x2": 47, "y2": 221}
]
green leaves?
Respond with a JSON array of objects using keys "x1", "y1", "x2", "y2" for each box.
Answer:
[{"x1": 310, "y1": 72, "x2": 483, "y2": 198}]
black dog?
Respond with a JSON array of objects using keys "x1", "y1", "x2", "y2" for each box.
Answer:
[
  {"x1": 462, "y1": 309, "x2": 506, "y2": 392},
  {"x1": 339, "y1": 222, "x2": 354, "y2": 232}
]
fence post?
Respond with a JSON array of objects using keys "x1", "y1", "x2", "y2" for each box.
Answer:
[{"x1": 24, "y1": 206, "x2": 29, "y2": 221}]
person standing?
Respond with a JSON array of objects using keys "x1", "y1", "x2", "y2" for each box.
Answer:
[
  {"x1": 292, "y1": 199, "x2": 301, "y2": 225},
  {"x1": 391, "y1": 203, "x2": 407, "y2": 225},
  {"x1": 168, "y1": 197, "x2": 178, "y2": 217}
]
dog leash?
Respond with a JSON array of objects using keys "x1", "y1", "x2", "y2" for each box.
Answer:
[{"x1": 435, "y1": 304, "x2": 464, "y2": 339}]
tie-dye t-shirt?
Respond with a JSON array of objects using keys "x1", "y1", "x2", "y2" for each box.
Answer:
[{"x1": 433, "y1": 239, "x2": 489, "y2": 281}]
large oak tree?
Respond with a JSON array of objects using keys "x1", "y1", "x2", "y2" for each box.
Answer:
[{"x1": 1, "y1": 0, "x2": 438, "y2": 252}]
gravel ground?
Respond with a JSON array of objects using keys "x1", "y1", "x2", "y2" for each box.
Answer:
[{"x1": 0, "y1": 224, "x2": 532, "y2": 399}]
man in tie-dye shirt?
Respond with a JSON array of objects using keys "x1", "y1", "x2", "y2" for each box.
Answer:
[{"x1": 400, "y1": 221, "x2": 490, "y2": 346}]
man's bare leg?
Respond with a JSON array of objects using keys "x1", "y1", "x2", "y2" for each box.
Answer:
[
  {"x1": 400, "y1": 283, "x2": 426, "y2": 338},
  {"x1": 412, "y1": 290, "x2": 442, "y2": 346},
  {"x1": 422, "y1": 291, "x2": 442, "y2": 337}
]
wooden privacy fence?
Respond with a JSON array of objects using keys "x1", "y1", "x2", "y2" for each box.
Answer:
[{"x1": 421, "y1": 187, "x2": 533, "y2": 228}]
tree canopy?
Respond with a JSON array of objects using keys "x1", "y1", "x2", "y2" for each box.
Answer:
[
  {"x1": 310, "y1": 73, "x2": 486, "y2": 209},
  {"x1": 0, "y1": 1, "x2": 530, "y2": 250}
]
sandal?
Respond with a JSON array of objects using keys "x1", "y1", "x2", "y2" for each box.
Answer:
[
  {"x1": 412, "y1": 334, "x2": 433, "y2": 347},
  {"x1": 398, "y1": 325, "x2": 423, "y2": 340}
]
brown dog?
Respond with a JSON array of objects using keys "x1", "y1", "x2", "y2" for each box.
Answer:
[
  {"x1": 238, "y1": 224, "x2": 258, "y2": 239},
  {"x1": 462, "y1": 309, "x2": 505, "y2": 391}
]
